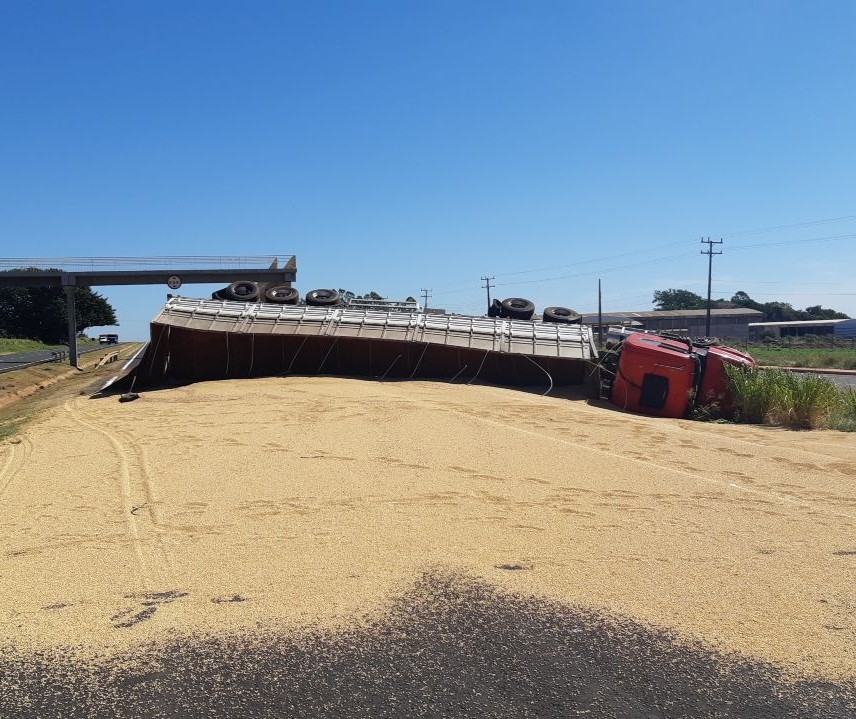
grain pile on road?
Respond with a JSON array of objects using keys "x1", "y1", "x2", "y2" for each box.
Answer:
[{"x1": 1, "y1": 376, "x2": 855, "y2": 717}]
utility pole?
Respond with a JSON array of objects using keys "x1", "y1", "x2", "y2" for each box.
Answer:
[
  {"x1": 701, "y1": 237, "x2": 723, "y2": 337},
  {"x1": 63, "y1": 282, "x2": 79, "y2": 368},
  {"x1": 597, "y1": 278, "x2": 603, "y2": 347},
  {"x1": 420, "y1": 288, "x2": 432, "y2": 311},
  {"x1": 480, "y1": 275, "x2": 495, "y2": 312}
]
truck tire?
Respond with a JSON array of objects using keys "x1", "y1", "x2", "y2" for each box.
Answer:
[
  {"x1": 487, "y1": 299, "x2": 502, "y2": 318},
  {"x1": 542, "y1": 306, "x2": 582, "y2": 324},
  {"x1": 211, "y1": 288, "x2": 230, "y2": 301},
  {"x1": 500, "y1": 297, "x2": 535, "y2": 320},
  {"x1": 226, "y1": 281, "x2": 260, "y2": 302},
  {"x1": 305, "y1": 288, "x2": 341, "y2": 307},
  {"x1": 264, "y1": 285, "x2": 299, "y2": 304}
]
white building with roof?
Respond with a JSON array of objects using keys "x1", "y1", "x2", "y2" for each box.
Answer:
[
  {"x1": 580, "y1": 308, "x2": 762, "y2": 339},
  {"x1": 748, "y1": 318, "x2": 849, "y2": 338}
]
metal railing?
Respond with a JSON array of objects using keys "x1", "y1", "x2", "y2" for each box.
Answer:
[
  {"x1": 0, "y1": 256, "x2": 295, "y2": 272},
  {"x1": 0, "y1": 345, "x2": 106, "y2": 375},
  {"x1": 346, "y1": 297, "x2": 421, "y2": 313}
]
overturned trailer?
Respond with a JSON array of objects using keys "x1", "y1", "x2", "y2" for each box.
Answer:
[{"x1": 131, "y1": 297, "x2": 598, "y2": 390}]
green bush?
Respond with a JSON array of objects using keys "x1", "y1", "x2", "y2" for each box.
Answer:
[
  {"x1": 725, "y1": 365, "x2": 841, "y2": 429},
  {"x1": 827, "y1": 388, "x2": 856, "y2": 432}
]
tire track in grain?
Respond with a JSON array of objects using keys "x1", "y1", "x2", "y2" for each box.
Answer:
[
  {"x1": 111, "y1": 426, "x2": 177, "y2": 580},
  {"x1": 0, "y1": 436, "x2": 33, "y2": 502},
  {"x1": 64, "y1": 400, "x2": 172, "y2": 590}
]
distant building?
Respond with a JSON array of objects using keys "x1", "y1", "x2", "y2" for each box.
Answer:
[
  {"x1": 834, "y1": 318, "x2": 856, "y2": 339},
  {"x1": 749, "y1": 318, "x2": 849, "y2": 339},
  {"x1": 581, "y1": 308, "x2": 762, "y2": 339}
]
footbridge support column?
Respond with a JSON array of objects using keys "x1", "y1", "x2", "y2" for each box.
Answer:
[{"x1": 63, "y1": 281, "x2": 79, "y2": 368}]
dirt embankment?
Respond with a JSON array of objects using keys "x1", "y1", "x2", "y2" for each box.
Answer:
[{"x1": 0, "y1": 343, "x2": 143, "y2": 413}]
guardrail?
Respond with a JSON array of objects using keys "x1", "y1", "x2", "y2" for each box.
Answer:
[
  {"x1": 0, "y1": 255, "x2": 295, "y2": 272},
  {"x1": 0, "y1": 344, "x2": 108, "y2": 375},
  {"x1": 96, "y1": 351, "x2": 120, "y2": 367}
]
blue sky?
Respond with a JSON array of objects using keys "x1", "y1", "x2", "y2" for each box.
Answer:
[{"x1": 2, "y1": 1, "x2": 855, "y2": 340}]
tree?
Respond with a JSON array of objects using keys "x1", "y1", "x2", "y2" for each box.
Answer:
[
  {"x1": 652, "y1": 288, "x2": 851, "y2": 322},
  {"x1": 0, "y1": 271, "x2": 117, "y2": 343},
  {"x1": 805, "y1": 304, "x2": 849, "y2": 320},
  {"x1": 730, "y1": 291, "x2": 764, "y2": 312},
  {"x1": 652, "y1": 289, "x2": 706, "y2": 311},
  {"x1": 762, "y1": 301, "x2": 803, "y2": 323},
  {"x1": 731, "y1": 291, "x2": 805, "y2": 322}
]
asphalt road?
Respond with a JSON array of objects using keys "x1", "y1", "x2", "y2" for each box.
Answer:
[
  {"x1": 819, "y1": 372, "x2": 856, "y2": 388},
  {"x1": 0, "y1": 344, "x2": 109, "y2": 374},
  {"x1": 3, "y1": 573, "x2": 853, "y2": 718},
  {"x1": 790, "y1": 370, "x2": 856, "y2": 388}
]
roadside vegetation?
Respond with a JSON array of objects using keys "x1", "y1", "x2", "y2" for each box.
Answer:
[
  {"x1": 653, "y1": 288, "x2": 848, "y2": 324},
  {"x1": 0, "y1": 342, "x2": 143, "y2": 441},
  {"x1": 0, "y1": 416, "x2": 27, "y2": 442},
  {"x1": 0, "y1": 336, "x2": 101, "y2": 356},
  {"x1": 747, "y1": 346, "x2": 856, "y2": 370},
  {"x1": 0, "y1": 338, "x2": 57, "y2": 355},
  {"x1": 724, "y1": 365, "x2": 856, "y2": 431},
  {"x1": 828, "y1": 388, "x2": 856, "y2": 432},
  {"x1": 0, "y1": 277, "x2": 117, "y2": 344}
]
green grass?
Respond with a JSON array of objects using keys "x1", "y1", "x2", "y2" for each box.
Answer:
[
  {"x1": 724, "y1": 365, "x2": 842, "y2": 429},
  {"x1": 0, "y1": 337, "x2": 101, "y2": 356},
  {"x1": 0, "y1": 338, "x2": 56, "y2": 355},
  {"x1": 827, "y1": 388, "x2": 856, "y2": 432},
  {"x1": 0, "y1": 417, "x2": 25, "y2": 442},
  {"x1": 748, "y1": 347, "x2": 856, "y2": 370}
]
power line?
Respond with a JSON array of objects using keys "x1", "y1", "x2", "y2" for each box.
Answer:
[
  {"x1": 718, "y1": 213, "x2": 856, "y2": 238},
  {"x1": 710, "y1": 289, "x2": 856, "y2": 297},
  {"x1": 486, "y1": 213, "x2": 856, "y2": 281},
  {"x1": 730, "y1": 232, "x2": 856, "y2": 251},
  {"x1": 711, "y1": 279, "x2": 853, "y2": 287},
  {"x1": 493, "y1": 231, "x2": 856, "y2": 291},
  {"x1": 432, "y1": 283, "x2": 482, "y2": 298},
  {"x1": 574, "y1": 291, "x2": 660, "y2": 311},
  {"x1": 493, "y1": 239, "x2": 689, "y2": 278},
  {"x1": 495, "y1": 251, "x2": 698, "y2": 288},
  {"x1": 428, "y1": 215, "x2": 856, "y2": 300},
  {"x1": 483, "y1": 213, "x2": 856, "y2": 283}
]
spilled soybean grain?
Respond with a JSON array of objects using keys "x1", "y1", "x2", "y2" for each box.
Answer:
[
  {"x1": 1, "y1": 573, "x2": 853, "y2": 719},
  {"x1": 5, "y1": 377, "x2": 856, "y2": 680},
  {"x1": 211, "y1": 594, "x2": 248, "y2": 604},
  {"x1": 110, "y1": 591, "x2": 190, "y2": 628},
  {"x1": 111, "y1": 606, "x2": 157, "y2": 629}
]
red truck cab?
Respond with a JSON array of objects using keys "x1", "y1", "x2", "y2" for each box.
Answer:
[
  {"x1": 605, "y1": 331, "x2": 754, "y2": 418},
  {"x1": 697, "y1": 344, "x2": 756, "y2": 413},
  {"x1": 608, "y1": 333, "x2": 698, "y2": 417}
]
